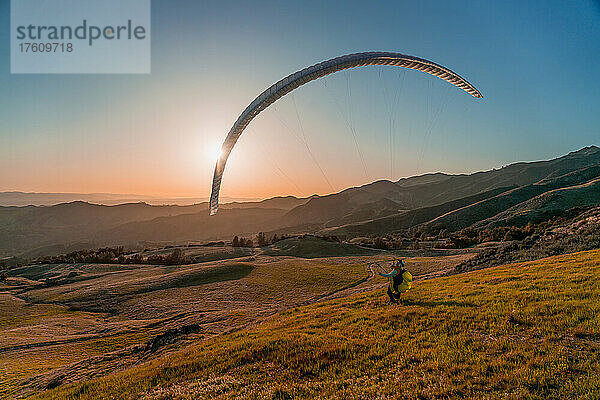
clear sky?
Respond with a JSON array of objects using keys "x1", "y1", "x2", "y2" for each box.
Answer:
[{"x1": 1, "y1": 0, "x2": 599, "y2": 200}]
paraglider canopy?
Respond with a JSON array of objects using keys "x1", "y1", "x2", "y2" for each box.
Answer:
[{"x1": 210, "y1": 51, "x2": 482, "y2": 215}]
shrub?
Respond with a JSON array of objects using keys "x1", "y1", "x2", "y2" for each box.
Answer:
[
  {"x1": 373, "y1": 237, "x2": 389, "y2": 249},
  {"x1": 147, "y1": 249, "x2": 188, "y2": 265}
]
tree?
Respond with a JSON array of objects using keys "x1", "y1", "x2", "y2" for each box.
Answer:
[
  {"x1": 436, "y1": 229, "x2": 449, "y2": 239},
  {"x1": 257, "y1": 232, "x2": 268, "y2": 247},
  {"x1": 128, "y1": 254, "x2": 144, "y2": 264},
  {"x1": 373, "y1": 237, "x2": 389, "y2": 249},
  {"x1": 165, "y1": 248, "x2": 184, "y2": 265},
  {"x1": 232, "y1": 236, "x2": 240, "y2": 247}
]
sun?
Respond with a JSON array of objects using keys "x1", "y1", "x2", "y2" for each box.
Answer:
[{"x1": 204, "y1": 142, "x2": 223, "y2": 163}]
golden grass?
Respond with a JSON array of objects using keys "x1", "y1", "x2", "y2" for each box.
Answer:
[
  {"x1": 30, "y1": 250, "x2": 600, "y2": 399},
  {"x1": 1, "y1": 257, "x2": 369, "y2": 398}
]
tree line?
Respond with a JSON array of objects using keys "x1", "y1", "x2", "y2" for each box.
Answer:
[{"x1": 32, "y1": 247, "x2": 190, "y2": 266}]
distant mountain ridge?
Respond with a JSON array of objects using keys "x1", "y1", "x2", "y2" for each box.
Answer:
[
  {"x1": 0, "y1": 192, "x2": 261, "y2": 207},
  {"x1": 1, "y1": 146, "x2": 599, "y2": 257}
]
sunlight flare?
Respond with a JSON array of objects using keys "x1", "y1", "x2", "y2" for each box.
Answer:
[{"x1": 204, "y1": 142, "x2": 224, "y2": 164}]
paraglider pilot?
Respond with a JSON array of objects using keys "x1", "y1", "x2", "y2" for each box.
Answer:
[{"x1": 379, "y1": 258, "x2": 412, "y2": 304}]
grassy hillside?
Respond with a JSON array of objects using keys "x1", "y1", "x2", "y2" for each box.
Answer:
[
  {"x1": 458, "y1": 206, "x2": 600, "y2": 272},
  {"x1": 475, "y1": 178, "x2": 600, "y2": 229},
  {"x1": 323, "y1": 186, "x2": 514, "y2": 236},
  {"x1": 1, "y1": 256, "x2": 371, "y2": 397},
  {"x1": 263, "y1": 236, "x2": 381, "y2": 258},
  {"x1": 325, "y1": 168, "x2": 600, "y2": 237},
  {"x1": 33, "y1": 250, "x2": 600, "y2": 399},
  {"x1": 421, "y1": 185, "x2": 550, "y2": 232}
]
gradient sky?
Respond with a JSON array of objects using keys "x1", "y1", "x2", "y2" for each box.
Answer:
[{"x1": 1, "y1": 0, "x2": 599, "y2": 200}]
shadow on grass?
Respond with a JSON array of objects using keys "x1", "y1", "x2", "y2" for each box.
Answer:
[
  {"x1": 400, "y1": 298, "x2": 476, "y2": 308},
  {"x1": 132, "y1": 262, "x2": 256, "y2": 294},
  {"x1": 58, "y1": 263, "x2": 256, "y2": 314}
]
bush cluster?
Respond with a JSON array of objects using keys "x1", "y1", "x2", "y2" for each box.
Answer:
[
  {"x1": 33, "y1": 246, "x2": 191, "y2": 266},
  {"x1": 146, "y1": 249, "x2": 189, "y2": 265},
  {"x1": 35, "y1": 247, "x2": 129, "y2": 264},
  {"x1": 232, "y1": 236, "x2": 254, "y2": 248},
  {"x1": 456, "y1": 211, "x2": 600, "y2": 272},
  {"x1": 231, "y1": 232, "x2": 337, "y2": 248}
]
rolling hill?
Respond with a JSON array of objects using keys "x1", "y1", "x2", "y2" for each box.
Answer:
[
  {"x1": 323, "y1": 186, "x2": 516, "y2": 236},
  {"x1": 474, "y1": 177, "x2": 600, "y2": 229}
]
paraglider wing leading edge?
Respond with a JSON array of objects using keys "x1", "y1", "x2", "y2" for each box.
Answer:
[{"x1": 209, "y1": 52, "x2": 482, "y2": 215}]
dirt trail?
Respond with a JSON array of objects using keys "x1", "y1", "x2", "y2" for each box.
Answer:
[
  {"x1": 310, "y1": 262, "x2": 381, "y2": 303},
  {"x1": 308, "y1": 256, "x2": 463, "y2": 304}
]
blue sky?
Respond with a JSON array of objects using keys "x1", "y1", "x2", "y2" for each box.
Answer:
[{"x1": 1, "y1": 0, "x2": 599, "y2": 198}]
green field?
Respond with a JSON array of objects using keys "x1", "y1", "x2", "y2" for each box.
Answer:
[{"x1": 30, "y1": 249, "x2": 600, "y2": 399}]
